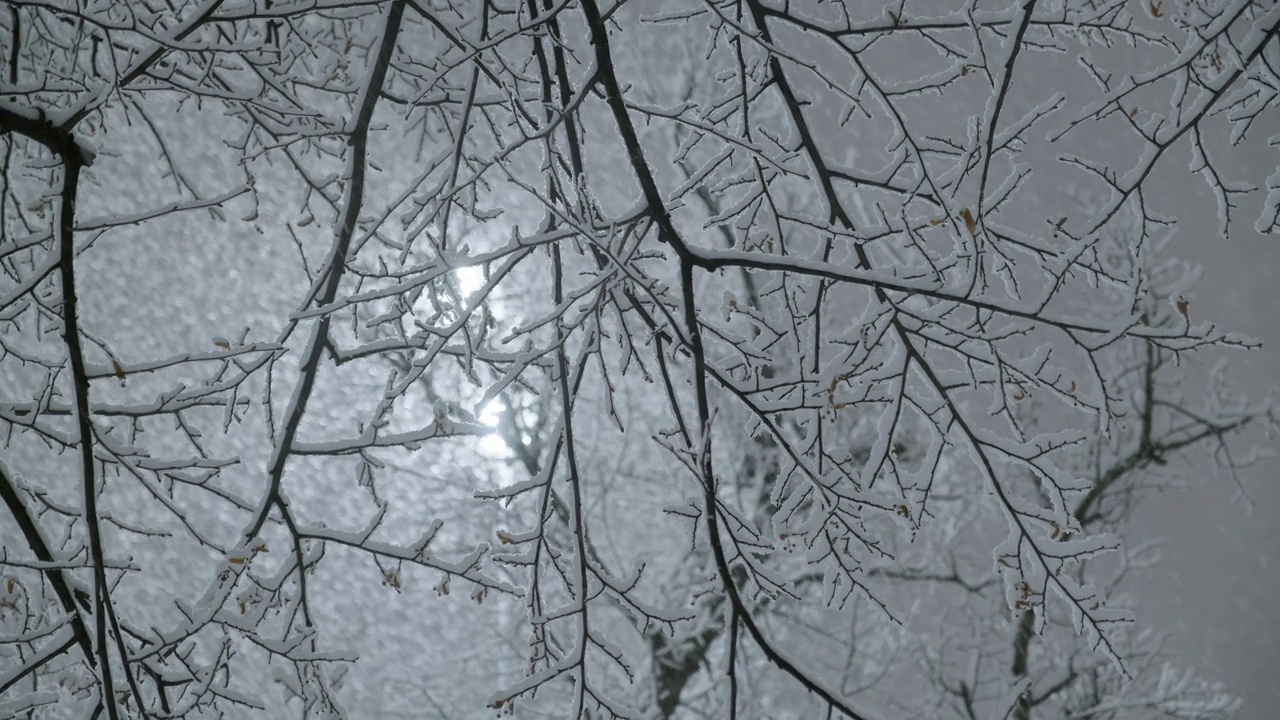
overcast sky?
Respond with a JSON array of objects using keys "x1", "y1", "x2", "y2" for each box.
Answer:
[
  {"x1": 3, "y1": 2, "x2": 1277, "y2": 717},
  {"x1": 1131, "y1": 154, "x2": 1280, "y2": 718}
]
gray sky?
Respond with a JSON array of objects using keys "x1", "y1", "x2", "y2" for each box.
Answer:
[
  {"x1": 1133, "y1": 192, "x2": 1280, "y2": 718},
  {"x1": 4, "y1": 2, "x2": 1277, "y2": 717}
]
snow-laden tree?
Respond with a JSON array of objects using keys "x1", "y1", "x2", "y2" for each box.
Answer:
[{"x1": 2, "y1": 0, "x2": 1278, "y2": 717}]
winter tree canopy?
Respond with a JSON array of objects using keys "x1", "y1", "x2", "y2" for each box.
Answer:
[{"x1": 1, "y1": 0, "x2": 1278, "y2": 717}]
